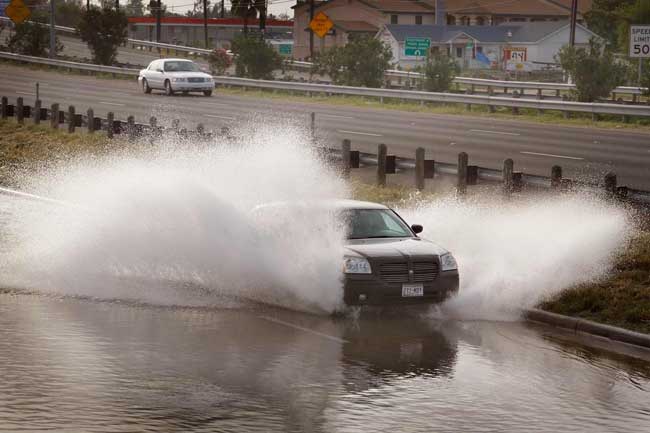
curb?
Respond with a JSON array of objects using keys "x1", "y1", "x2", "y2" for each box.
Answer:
[{"x1": 524, "y1": 308, "x2": 650, "y2": 350}]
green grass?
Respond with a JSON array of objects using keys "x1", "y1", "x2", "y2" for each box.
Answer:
[
  {"x1": 540, "y1": 232, "x2": 650, "y2": 334},
  {"x1": 219, "y1": 86, "x2": 650, "y2": 131}
]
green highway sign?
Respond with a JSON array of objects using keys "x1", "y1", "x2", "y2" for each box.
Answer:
[
  {"x1": 404, "y1": 37, "x2": 431, "y2": 57},
  {"x1": 279, "y1": 44, "x2": 293, "y2": 55}
]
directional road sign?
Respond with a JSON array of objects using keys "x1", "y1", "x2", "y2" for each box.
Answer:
[
  {"x1": 404, "y1": 37, "x2": 430, "y2": 57},
  {"x1": 310, "y1": 11, "x2": 334, "y2": 39},
  {"x1": 5, "y1": 0, "x2": 30, "y2": 25}
]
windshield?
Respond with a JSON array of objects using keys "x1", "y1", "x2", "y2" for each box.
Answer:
[
  {"x1": 164, "y1": 61, "x2": 200, "y2": 72},
  {"x1": 343, "y1": 209, "x2": 413, "y2": 239}
]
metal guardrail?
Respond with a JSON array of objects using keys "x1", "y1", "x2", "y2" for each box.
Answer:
[{"x1": 2, "y1": 51, "x2": 649, "y2": 118}]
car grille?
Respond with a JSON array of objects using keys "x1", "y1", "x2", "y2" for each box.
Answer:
[
  {"x1": 379, "y1": 261, "x2": 439, "y2": 283},
  {"x1": 188, "y1": 77, "x2": 205, "y2": 83}
]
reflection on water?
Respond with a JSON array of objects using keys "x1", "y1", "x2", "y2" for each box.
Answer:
[{"x1": 0, "y1": 294, "x2": 649, "y2": 433}]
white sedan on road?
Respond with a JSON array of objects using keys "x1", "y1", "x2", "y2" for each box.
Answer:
[{"x1": 138, "y1": 59, "x2": 214, "y2": 96}]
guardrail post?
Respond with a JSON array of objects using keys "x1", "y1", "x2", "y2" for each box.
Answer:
[
  {"x1": 415, "y1": 147, "x2": 425, "y2": 191},
  {"x1": 33, "y1": 100, "x2": 41, "y2": 125},
  {"x1": 50, "y1": 103, "x2": 59, "y2": 129},
  {"x1": 457, "y1": 152, "x2": 468, "y2": 196},
  {"x1": 386, "y1": 155, "x2": 396, "y2": 174},
  {"x1": 310, "y1": 112, "x2": 316, "y2": 143},
  {"x1": 504, "y1": 87, "x2": 508, "y2": 94},
  {"x1": 503, "y1": 158, "x2": 513, "y2": 197},
  {"x1": 149, "y1": 116, "x2": 157, "y2": 128},
  {"x1": 127, "y1": 115, "x2": 135, "y2": 140},
  {"x1": 1, "y1": 96, "x2": 7, "y2": 120},
  {"x1": 537, "y1": 89, "x2": 543, "y2": 100},
  {"x1": 87, "y1": 108, "x2": 94, "y2": 133},
  {"x1": 556, "y1": 89, "x2": 561, "y2": 98},
  {"x1": 604, "y1": 172, "x2": 617, "y2": 196},
  {"x1": 106, "y1": 112, "x2": 114, "y2": 138},
  {"x1": 487, "y1": 86, "x2": 493, "y2": 96},
  {"x1": 512, "y1": 91, "x2": 520, "y2": 115},
  {"x1": 197, "y1": 123, "x2": 205, "y2": 136},
  {"x1": 611, "y1": 92, "x2": 617, "y2": 102},
  {"x1": 467, "y1": 165, "x2": 478, "y2": 185},
  {"x1": 592, "y1": 112, "x2": 599, "y2": 122},
  {"x1": 377, "y1": 143, "x2": 387, "y2": 187},
  {"x1": 551, "y1": 165, "x2": 562, "y2": 190},
  {"x1": 67, "y1": 106, "x2": 75, "y2": 133},
  {"x1": 16, "y1": 97, "x2": 24, "y2": 124},
  {"x1": 342, "y1": 139, "x2": 351, "y2": 178}
]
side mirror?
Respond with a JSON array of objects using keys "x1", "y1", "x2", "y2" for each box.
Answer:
[{"x1": 411, "y1": 224, "x2": 423, "y2": 234}]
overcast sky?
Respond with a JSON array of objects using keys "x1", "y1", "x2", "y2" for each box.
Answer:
[{"x1": 163, "y1": 0, "x2": 294, "y2": 17}]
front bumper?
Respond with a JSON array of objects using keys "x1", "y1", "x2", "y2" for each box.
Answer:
[
  {"x1": 343, "y1": 270, "x2": 459, "y2": 306},
  {"x1": 171, "y1": 82, "x2": 214, "y2": 92}
]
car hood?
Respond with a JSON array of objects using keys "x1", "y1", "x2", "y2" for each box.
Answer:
[
  {"x1": 344, "y1": 238, "x2": 449, "y2": 259},
  {"x1": 163, "y1": 71, "x2": 212, "y2": 79}
]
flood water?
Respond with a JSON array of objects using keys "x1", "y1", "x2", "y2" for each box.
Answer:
[{"x1": 1, "y1": 293, "x2": 649, "y2": 433}]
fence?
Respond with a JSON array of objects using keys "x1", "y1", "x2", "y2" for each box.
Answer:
[{"x1": 2, "y1": 95, "x2": 649, "y2": 205}]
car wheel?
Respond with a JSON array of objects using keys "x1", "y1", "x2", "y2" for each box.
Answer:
[
  {"x1": 142, "y1": 78, "x2": 152, "y2": 94},
  {"x1": 203, "y1": 90, "x2": 212, "y2": 97},
  {"x1": 164, "y1": 80, "x2": 174, "y2": 96}
]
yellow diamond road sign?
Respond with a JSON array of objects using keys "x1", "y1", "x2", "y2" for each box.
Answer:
[
  {"x1": 5, "y1": 0, "x2": 31, "y2": 25},
  {"x1": 310, "y1": 11, "x2": 333, "y2": 39}
]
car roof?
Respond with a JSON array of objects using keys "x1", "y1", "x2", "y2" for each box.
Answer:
[
  {"x1": 160, "y1": 58, "x2": 195, "y2": 63},
  {"x1": 251, "y1": 199, "x2": 389, "y2": 213}
]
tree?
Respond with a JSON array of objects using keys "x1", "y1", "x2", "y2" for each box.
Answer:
[
  {"x1": 125, "y1": 0, "x2": 145, "y2": 16},
  {"x1": 584, "y1": 0, "x2": 634, "y2": 48},
  {"x1": 7, "y1": 13, "x2": 63, "y2": 57},
  {"x1": 617, "y1": 0, "x2": 650, "y2": 52},
  {"x1": 77, "y1": 6, "x2": 128, "y2": 65},
  {"x1": 312, "y1": 35, "x2": 393, "y2": 88},
  {"x1": 231, "y1": 0, "x2": 256, "y2": 33},
  {"x1": 556, "y1": 38, "x2": 627, "y2": 102},
  {"x1": 208, "y1": 48, "x2": 232, "y2": 74},
  {"x1": 422, "y1": 51, "x2": 458, "y2": 92},
  {"x1": 231, "y1": 34, "x2": 281, "y2": 79}
]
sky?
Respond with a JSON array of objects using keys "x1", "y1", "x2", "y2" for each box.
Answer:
[{"x1": 164, "y1": 0, "x2": 294, "y2": 17}]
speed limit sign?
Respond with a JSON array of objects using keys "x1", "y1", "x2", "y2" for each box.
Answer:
[{"x1": 630, "y1": 25, "x2": 650, "y2": 58}]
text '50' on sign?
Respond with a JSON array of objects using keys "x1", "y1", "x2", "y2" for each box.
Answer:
[
  {"x1": 630, "y1": 25, "x2": 650, "y2": 58},
  {"x1": 310, "y1": 12, "x2": 334, "y2": 38}
]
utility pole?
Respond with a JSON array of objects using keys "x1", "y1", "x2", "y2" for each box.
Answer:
[
  {"x1": 221, "y1": 0, "x2": 224, "y2": 18},
  {"x1": 49, "y1": 0, "x2": 56, "y2": 59},
  {"x1": 203, "y1": 0, "x2": 209, "y2": 48},
  {"x1": 569, "y1": 0, "x2": 578, "y2": 46},
  {"x1": 309, "y1": 0, "x2": 314, "y2": 59},
  {"x1": 116, "y1": 0, "x2": 119, "y2": 10},
  {"x1": 86, "y1": 0, "x2": 89, "y2": 10},
  {"x1": 156, "y1": 0, "x2": 162, "y2": 43}
]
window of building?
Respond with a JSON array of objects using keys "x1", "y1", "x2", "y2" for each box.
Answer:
[
  {"x1": 456, "y1": 47, "x2": 463, "y2": 57},
  {"x1": 415, "y1": 15, "x2": 422, "y2": 25},
  {"x1": 391, "y1": 15, "x2": 398, "y2": 24}
]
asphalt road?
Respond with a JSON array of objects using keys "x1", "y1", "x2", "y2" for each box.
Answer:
[{"x1": 2, "y1": 63, "x2": 650, "y2": 190}]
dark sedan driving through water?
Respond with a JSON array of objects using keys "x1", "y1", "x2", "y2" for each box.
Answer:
[
  {"x1": 339, "y1": 200, "x2": 458, "y2": 306},
  {"x1": 253, "y1": 200, "x2": 459, "y2": 307}
]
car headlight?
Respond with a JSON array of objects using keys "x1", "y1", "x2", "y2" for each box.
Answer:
[
  {"x1": 172, "y1": 77, "x2": 186, "y2": 82},
  {"x1": 343, "y1": 256, "x2": 372, "y2": 274},
  {"x1": 206, "y1": 77, "x2": 213, "y2": 82},
  {"x1": 440, "y1": 253, "x2": 458, "y2": 271}
]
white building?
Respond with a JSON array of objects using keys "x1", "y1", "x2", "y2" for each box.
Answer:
[{"x1": 377, "y1": 21, "x2": 600, "y2": 70}]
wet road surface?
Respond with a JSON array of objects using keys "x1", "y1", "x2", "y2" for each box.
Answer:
[{"x1": 1, "y1": 293, "x2": 649, "y2": 433}]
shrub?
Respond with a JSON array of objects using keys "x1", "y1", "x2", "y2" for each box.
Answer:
[
  {"x1": 208, "y1": 48, "x2": 233, "y2": 75},
  {"x1": 231, "y1": 35, "x2": 281, "y2": 79},
  {"x1": 76, "y1": 6, "x2": 128, "y2": 65},
  {"x1": 7, "y1": 19, "x2": 63, "y2": 57},
  {"x1": 422, "y1": 52, "x2": 458, "y2": 92}
]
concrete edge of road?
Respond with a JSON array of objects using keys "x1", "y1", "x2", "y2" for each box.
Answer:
[{"x1": 524, "y1": 308, "x2": 650, "y2": 350}]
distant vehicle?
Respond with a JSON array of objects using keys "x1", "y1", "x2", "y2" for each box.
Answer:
[
  {"x1": 138, "y1": 59, "x2": 214, "y2": 96},
  {"x1": 252, "y1": 200, "x2": 459, "y2": 306}
]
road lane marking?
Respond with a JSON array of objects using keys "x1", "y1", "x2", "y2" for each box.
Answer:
[
  {"x1": 204, "y1": 114, "x2": 235, "y2": 120},
  {"x1": 470, "y1": 129, "x2": 521, "y2": 136},
  {"x1": 16, "y1": 91, "x2": 36, "y2": 96},
  {"x1": 99, "y1": 101, "x2": 125, "y2": 106},
  {"x1": 319, "y1": 113, "x2": 356, "y2": 120},
  {"x1": 520, "y1": 151, "x2": 584, "y2": 160},
  {"x1": 258, "y1": 316, "x2": 348, "y2": 344},
  {"x1": 337, "y1": 130, "x2": 383, "y2": 137}
]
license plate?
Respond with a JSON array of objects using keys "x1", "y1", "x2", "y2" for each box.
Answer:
[{"x1": 402, "y1": 284, "x2": 424, "y2": 297}]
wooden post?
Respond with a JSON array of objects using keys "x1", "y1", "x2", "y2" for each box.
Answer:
[
  {"x1": 149, "y1": 116, "x2": 157, "y2": 128},
  {"x1": 50, "y1": 103, "x2": 59, "y2": 129},
  {"x1": 377, "y1": 143, "x2": 387, "y2": 187},
  {"x1": 604, "y1": 172, "x2": 617, "y2": 196},
  {"x1": 16, "y1": 97, "x2": 24, "y2": 124},
  {"x1": 197, "y1": 123, "x2": 205, "y2": 135},
  {"x1": 127, "y1": 115, "x2": 135, "y2": 140},
  {"x1": 537, "y1": 89, "x2": 543, "y2": 100},
  {"x1": 457, "y1": 152, "x2": 468, "y2": 195},
  {"x1": 415, "y1": 147, "x2": 425, "y2": 191},
  {"x1": 1, "y1": 96, "x2": 7, "y2": 120},
  {"x1": 67, "y1": 106, "x2": 76, "y2": 133},
  {"x1": 172, "y1": 119, "x2": 180, "y2": 131},
  {"x1": 107, "y1": 112, "x2": 114, "y2": 138},
  {"x1": 310, "y1": 112, "x2": 316, "y2": 144},
  {"x1": 33, "y1": 100, "x2": 41, "y2": 125},
  {"x1": 341, "y1": 139, "x2": 351, "y2": 178},
  {"x1": 467, "y1": 165, "x2": 478, "y2": 185},
  {"x1": 503, "y1": 158, "x2": 514, "y2": 197},
  {"x1": 87, "y1": 108, "x2": 94, "y2": 133},
  {"x1": 551, "y1": 165, "x2": 562, "y2": 189},
  {"x1": 512, "y1": 172, "x2": 523, "y2": 191}
]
